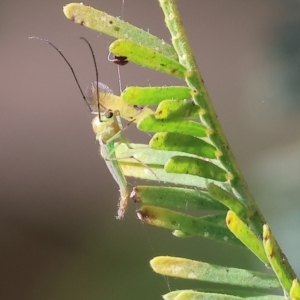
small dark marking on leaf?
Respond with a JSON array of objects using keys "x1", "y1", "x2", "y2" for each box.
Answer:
[
  {"x1": 113, "y1": 55, "x2": 128, "y2": 66},
  {"x1": 138, "y1": 208, "x2": 155, "y2": 223},
  {"x1": 130, "y1": 187, "x2": 140, "y2": 203}
]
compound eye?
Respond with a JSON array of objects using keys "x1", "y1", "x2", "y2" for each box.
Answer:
[{"x1": 105, "y1": 109, "x2": 114, "y2": 119}]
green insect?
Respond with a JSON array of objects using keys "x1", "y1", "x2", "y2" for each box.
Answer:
[
  {"x1": 30, "y1": 36, "x2": 138, "y2": 219},
  {"x1": 91, "y1": 107, "x2": 130, "y2": 219},
  {"x1": 87, "y1": 81, "x2": 131, "y2": 219}
]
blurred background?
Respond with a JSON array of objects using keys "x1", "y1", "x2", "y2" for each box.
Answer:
[{"x1": 1, "y1": 0, "x2": 300, "y2": 299}]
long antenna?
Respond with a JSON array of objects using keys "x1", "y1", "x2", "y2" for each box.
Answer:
[
  {"x1": 29, "y1": 36, "x2": 104, "y2": 120},
  {"x1": 79, "y1": 37, "x2": 101, "y2": 121}
]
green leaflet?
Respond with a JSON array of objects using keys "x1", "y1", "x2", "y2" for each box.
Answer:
[
  {"x1": 165, "y1": 156, "x2": 228, "y2": 182},
  {"x1": 122, "y1": 86, "x2": 192, "y2": 105},
  {"x1": 115, "y1": 143, "x2": 181, "y2": 167},
  {"x1": 226, "y1": 211, "x2": 268, "y2": 265},
  {"x1": 150, "y1": 132, "x2": 217, "y2": 159},
  {"x1": 137, "y1": 114, "x2": 207, "y2": 137},
  {"x1": 109, "y1": 39, "x2": 187, "y2": 78},
  {"x1": 151, "y1": 256, "x2": 280, "y2": 289},
  {"x1": 173, "y1": 213, "x2": 228, "y2": 238},
  {"x1": 63, "y1": 3, "x2": 177, "y2": 59},
  {"x1": 120, "y1": 161, "x2": 222, "y2": 189},
  {"x1": 131, "y1": 186, "x2": 227, "y2": 211},
  {"x1": 118, "y1": 154, "x2": 228, "y2": 188},
  {"x1": 208, "y1": 183, "x2": 248, "y2": 218},
  {"x1": 164, "y1": 290, "x2": 285, "y2": 300},
  {"x1": 115, "y1": 143, "x2": 228, "y2": 189},
  {"x1": 290, "y1": 279, "x2": 300, "y2": 300},
  {"x1": 155, "y1": 99, "x2": 200, "y2": 119},
  {"x1": 120, "y1": 162, "x2": 204, "y2": 188},
  {"x1": 121, "y1": 86, "x2": 199, "y2": 119},
  {"x1": 170, "y1": 291, "x2": 243, "y2": 300},
  {"x1": 137, "y1": 206, "x2": 239, "y2": 245},
  {"x1": 200, "y1": 214, "x2": 228, "y2": 227}
]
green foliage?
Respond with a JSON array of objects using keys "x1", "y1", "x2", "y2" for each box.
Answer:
[{"x1": 63, "y1": 1, "x2": 298, "y2": 299}]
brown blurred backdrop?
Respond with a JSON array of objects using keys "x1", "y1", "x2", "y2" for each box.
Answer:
[{"x1": 1, "y1": 0, "x2": 300, "y2": 299}]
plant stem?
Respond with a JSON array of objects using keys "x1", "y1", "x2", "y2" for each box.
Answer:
[
  {"x1": 158, "y1": 0, "x2": 296, "y2": 288},
  {"x1": 158, "y1": 0, "x2": 264, "y2": 234}
]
